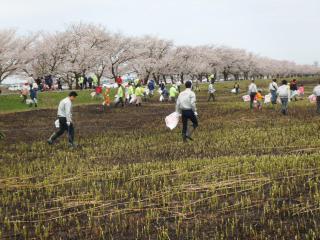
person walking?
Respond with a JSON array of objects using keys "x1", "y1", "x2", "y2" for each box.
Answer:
[
  {"x1": 21, "y1": 83, "x2": 29, "y2": 103},
  {"x1": 47, "y1": 91, "x2": 78, "y2": 147},
  {"x1": 147, "y1": 79, "x2": 155, "y2": 97},
  {"x1": 248, "y1": 80, "x2": 258, "y2": 110},
  {"x1": 135, "y1": 84, "x2": 144, "y2": 107},
  {"x1": 269, "y1": 79, "x2": 278, "y2": 106},
  {"x1": 208, "y1": 81, "x2": 216, "y2": 102},
  {"x1": 277, "y1": 80, "x2": 290, "y2": 115},
  {"x1": 88, "y1": 77, "x2": 93, "y2": 89},
  {"x1": 116, "y1": 76, "x2": 123, "y2": 85},
  {"x1": 176, "y1": 81, "x2": 198, "y2": 142},
  {"x1": 169, "y1": 85, "x2": 179, "y2": 102},
  {"x1": 234, "y1": 82, "x2": 240, "y2": 95},
  {"x1": 290, "y1": 79, "x2": 298, "y2": 101},
  {"x1": 115, "y1": 83, "x2": 125, "y2": 107},
  {"x1": 92, "y1": 74, "x2": 98, "y2": 88},
  {"x1": 313, "y1": 81, "x2": 320, "y2": 114},
  {"x1": 78, "y1": 76, "x2": 84, "y2": 90},
  {"x1": 30, "y1": 82, "x2": 39, "y2": 107}
]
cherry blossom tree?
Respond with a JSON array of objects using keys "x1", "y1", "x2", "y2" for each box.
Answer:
[{"x1": 0, "y1": 29, "x2": 35, "y2": 83}]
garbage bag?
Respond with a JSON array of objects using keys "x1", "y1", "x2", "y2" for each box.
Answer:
[
  {"x1": 26, "y1": 99, "x2": 33, "y2": 105},
  {"x1": 130, "y1": 95, "x2": 137, "y2": 104},
  {"x1": 90, "y1": 92, "x2": 96, "y2": 98},
  {"x1": 231, "y1": 88, "x2": 237, "y2": 94},
  {"x1": 264, "y1": 94, "x2": 271, "y2": 104},
  {"x1": 54, "y1": 119, "x2": 60, "y2": 128},
  {"x1": 160, "y1": 95, "x2": 164, "y2": 102},
  {"x1": 165, "y1": 112, "x2": 181, "y2": 130},
  {"x1": 291, "y1": 90, "x2": 298, "y2": 99},
  {"x1": 114, "y1": 95, "x2": 120, "y2": 104},
  {"x1": 242, "y1": 95, "x2": 250, "y2": 102},
  {"x1": 309, "y1": 94, "x2": 317, "y2": 103}
]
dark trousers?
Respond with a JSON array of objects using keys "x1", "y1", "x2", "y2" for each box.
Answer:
[
  {"x1": 280, "y1": 98, "x2": 288, "y2": 115},
  {"x1": 250, "y1": 92, "x2": 257, "y2": 109},
  {"x1": 270, "y1": 90, "x2": 277, "y2": 104},
  {"x1": 182, "y1": 110, "x2": 198, "y2": 138},
  {"x1": 208, "y1": 93, "x2": 215, "y2": 102},
  {"x1": 317, "y1": 96, "x2": 320, "y2": 113},
  {"x1": 50, "y1": 117, "x2": 74, "y2": 144},
  {"x1": 115, "y1": 97, "x2": 124, "y2": 107},
  {"x1": 21, "y1": 95, "x2": 27, "y2": 103}
]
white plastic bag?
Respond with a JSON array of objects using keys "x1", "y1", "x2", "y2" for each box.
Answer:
[
  {"x1": 309, "y1": 94, "x2": 317, "y2": 103},
  {"x1": 264, "y1": 94, "x2": 271, "y2": 104},
  {"x1": 159, "y1": 95, "x2": 164, "y2": 102},
  {"x1": 90, "y1": 92, "x2": 96, "y2": 98},
  {"x1": 130, "y1": 95, "x2": 137, "y2": 104},
  {"x1": 242, "y1": 95, "x2": 250, "y2": 102},
  {"x1": 291, "y1": 90, "x2": 298, "y2": 99},
  {"x1": 114, "y1": 96, "x2": 120, "y2": 104},
  {"x1": 54, "y1": 119, "x2": 60, "y2": 128},
  {"x1": 231, "y1": 88, "x2": 237, "y2": 94},
  {"x1": 165, "y1": 112, "x2": 181, "y2": 130},
  {"x1": 26, "y1": 99, "x2": 33, "y2": 105}
]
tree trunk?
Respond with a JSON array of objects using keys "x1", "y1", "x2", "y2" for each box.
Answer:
[
  {"x1": 180, "y1": 73, "x2": 184, "y2": 83},
  {"x1": 74, "y1": 72, "x2": 80, "y2": 89},
  {"x1": 111, "y1": 64, "x2": 117, "y2": 81},
  {"x1": 223, "y1": 71, "x2": 229, "y2": 81}
]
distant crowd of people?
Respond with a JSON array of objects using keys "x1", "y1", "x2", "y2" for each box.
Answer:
[
  {"x1": 15, "y1": 74, "x2": 320, "y2": 147},
  {"x1": 246, "y1": 78, "x2": 316, "y2": 115}
]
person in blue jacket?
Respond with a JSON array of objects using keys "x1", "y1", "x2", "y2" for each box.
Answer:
[{"x1": 147, "y1": 79, "x2": 155, "y2": 97}]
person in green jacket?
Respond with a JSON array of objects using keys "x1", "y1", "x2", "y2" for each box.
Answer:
[
  {"x1": 92, "y1": 74, "x2": 98, "y2": 88},
  {"x1": 128, "y1": 82, "x2": 135, "y2": 103},
  {"x1": 134, "y1": 78, "x2": 140, "y2": 87},
  {"x1": 78, "y1": 76, "x2": 84, "y2": 90},
  {"x1": 135, "y1": 84, "x2": 144, "y2": 107},
  {"x1": 115, "y1": 83, "x2": 125, "y2": 107},
  {"x1": 169, "y1": 85, "x2": 179, "y2": 102}
]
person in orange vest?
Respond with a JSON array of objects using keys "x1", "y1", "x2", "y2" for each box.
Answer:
[
  {"x1": 102, "y1": 87, "x2": 111, "y2": 110},
  {"x1": 255, "y1": 90, "x2": 264, "y2": 110}
]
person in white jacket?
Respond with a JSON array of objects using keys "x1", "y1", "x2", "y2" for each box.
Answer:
[
  {"x1": 176, "y1": 81, "x2": 198, "y2": 142},
  {"x1": 248, "y1": 80, "x2": 258, "y2": 110},
  {"x1": 277, "y1": 80, "x2": 290, "y2": 115},
  {"x1": 269, "y1": 79, "x2": 278, "y2": 106},
  {"x1": 48, "y1": 91, "x2": 78, "y2": 147},
  {"x1": 313, "y1": 81, "x2": 320, "y2": 113}
]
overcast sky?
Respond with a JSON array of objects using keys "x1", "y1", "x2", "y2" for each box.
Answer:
[{"x1": 0, "y1": 0, "x2": 319, "y2": 64}]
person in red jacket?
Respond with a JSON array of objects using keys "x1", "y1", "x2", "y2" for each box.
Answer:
[{"x1": 116, "y1": 76, "x2": 123, "y2": 85}]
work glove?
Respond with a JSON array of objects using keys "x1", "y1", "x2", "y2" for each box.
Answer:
[
  {"x1": 67, "y1": 122, "x2": 71, "y2": 126},
  {"x1": 195, "y1": 112, "x2": 199, "y2": 117}
]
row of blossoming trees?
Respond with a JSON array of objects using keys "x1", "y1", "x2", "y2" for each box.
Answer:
[{"x1": 0, "y1": 23, "x2": 319, "y2": 88}]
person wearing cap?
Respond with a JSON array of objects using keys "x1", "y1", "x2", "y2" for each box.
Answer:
[
  {"x1": 176, "y1": 81, "x2": 198, "y2": 142},
  {"x1": 47, "y1": 91, "x2": 78, "y2": 148}
]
